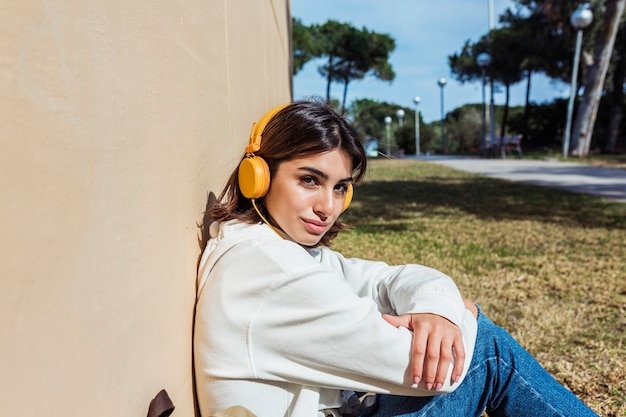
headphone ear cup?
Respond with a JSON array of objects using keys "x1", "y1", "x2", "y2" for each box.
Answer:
[
  {"x1": 238, "y1": 156, "x2": 270, "y2": 199},
  {"x1": 342, "y1": 184, "x2": 353, "y2": 212}
]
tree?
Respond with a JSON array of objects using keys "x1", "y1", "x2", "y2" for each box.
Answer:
[
  {"x1": 449, "y1": 27, "x2": 524, "y2": 142},
  {"x1": 314, "y1": 20, "x2": 353, "y2": 103},
  {"x1": 294, "y1": 20, "x2": 396, "y2": 113},
  {"x1": 572, "y1": 0, "x2": 626, "y2": 157},
  {"x1": 348, "y1": 99, "x2": 397, "y2": 143},
  {"x1": 332, "y1": 29, "x2": 395, "y2": 114},
  {"x1": 500, "y1": 6, "x2": 571, "y2": 140},
  {"x1": 508, "y1": 0, "x2": 626, "y2": 156},
  {"x1": 604, "y1": 22, "x2": 626, "y2": 153},
  {"x1": 316, "y1": 22, "x2": 395, "y2": 114},
  {"x1": 489, "y1": 27, "x2": 526, "y2": 140},
  {"x1": 511, "y1": 0, "x2": 598, "y2": 83},
  {"x1": 292, "y1": 18, "x2": 318, "y2": 75},
  {"x1": 445, "y1": 105, "x2": 484, "y2": 152}
]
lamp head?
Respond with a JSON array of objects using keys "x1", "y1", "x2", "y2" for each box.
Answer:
[
  {"x1": 477, "y1": 52, "x2": 492, "y2": 67},
  {"x1": 571, "y1": 4, "x2": 593, "y2": 30}
]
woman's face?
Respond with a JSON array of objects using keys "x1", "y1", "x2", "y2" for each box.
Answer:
[{"x1": 263, "y1": 149, "x2": 353, "y2": 246}]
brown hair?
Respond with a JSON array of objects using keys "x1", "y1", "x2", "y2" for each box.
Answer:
[{"x1": 210, "y1": 100, "x2": 367, "y2": 247}]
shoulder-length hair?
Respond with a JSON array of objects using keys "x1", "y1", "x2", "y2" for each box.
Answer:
[{"x1": 210, "y1": 100, "x2": 367, "y2": 247}]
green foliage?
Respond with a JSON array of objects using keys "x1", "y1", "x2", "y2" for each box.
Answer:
[
  {"x1": 292, "y1": 0, "x2": 626, "y2": 155},
  {"x1": 507, "y1": 96, "x2": 626, "y2": 152},
  {"x1": 393, "y1": 125, "x2": 416, "y2": 155},
  {"x1": 448, "y1": 25, "x2": 527, "y2": 88},
  {"x1": 509, "y1": 0, "x2": 607, "y2": 82},
  {"x1": 292, "y1": 17, "x2": 318, "y2": 75},
  {"x1": 444, "y1": 104, "x2": 484, "y2": 152},
  {"x1": 292, "y1": 19, "x2": 395, "y2": 113},
  {"x1": 348, "y1": 99, "x2": 398, "y2": 143},
  {"x1": 448, "y1": 26, "x2": 527, "y2": 140},
  {"x1": 347, "y1": 99, "x2": 436, "y2": 155},
  {"x1": 344, "y1": 97, "x2": 622, "y2": 155},
  {"x1": 500, "y1": 4, "x2": 573, "y2": 82},
  {"x1": 317, "y1": 21, "x2": 396, "y2": 113}
]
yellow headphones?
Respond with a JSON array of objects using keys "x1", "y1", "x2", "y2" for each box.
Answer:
[{"x1": 238, "y1": 103, "x2": 353, "y2": 212}]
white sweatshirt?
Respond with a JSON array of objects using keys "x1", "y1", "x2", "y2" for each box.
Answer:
[{"x1": 194, "y1": 220, "x2": 477, "y2": 417}]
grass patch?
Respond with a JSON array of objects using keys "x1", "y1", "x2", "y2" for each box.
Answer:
[
  {"x1": 523, "y1": 150, "x2": 626, "y2": 169},
  {"x1": 335, "y1": 159, "x2": 626, "y2": 416}
]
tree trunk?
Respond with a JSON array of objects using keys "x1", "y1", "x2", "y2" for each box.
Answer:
[
  {"x1": 522, "y1": 68, "x2": 532, "y2": 142},
  {"x1": 605, "y1": 96, "x2": 623, "y2": 154},
  {"x1": 571, "y1": 0, "x2": 626, "y2": 157},
  {"x1": 340, "y1": 62, "x2": 353, "y2": 115},
  {"x1": 325, "y1": 55, "x2": 334, "y2": 103},
  {"x1": 605, "y1": 25, "x2": 626, "y2": 153},
  {"x1": 340, "y1": 80, "x2": 350, "y2": 116},
  {"x1": 499, "y1": 83, "x2": 511, "y2": 158}
]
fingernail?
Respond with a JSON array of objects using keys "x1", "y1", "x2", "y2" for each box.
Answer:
[
  {"x1": 453, "y1": 375, "x2": 461, "y2": 383},
  {"x1": 413, "y1": 376, "x2": 420, "y2": 385},
  {"x1": 425, "y1": 383, "x2": 433, "y2": 391},
  {"x1": 435, "y1": 382, "x2": 443, "y2": 391}
]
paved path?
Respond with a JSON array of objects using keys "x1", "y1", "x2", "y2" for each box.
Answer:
[{"x1": 414, "y1": 156, "x2": 626, "y2": 203}]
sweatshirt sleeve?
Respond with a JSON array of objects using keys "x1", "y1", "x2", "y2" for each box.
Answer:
[
  {"x1": 312, "y1": 247, "x2": 467, "y2": 328},
  {"x1": 199, "y1": 238, "x2": 477, "y2": 398}
]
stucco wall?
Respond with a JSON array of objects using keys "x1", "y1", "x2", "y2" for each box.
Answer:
[{"x1": 0, "y1": 1, "x2": 291, "y2": 415}]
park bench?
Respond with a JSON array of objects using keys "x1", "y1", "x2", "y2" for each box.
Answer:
[{"x1": 501, "y1": 134, "x2": 523, "y2": 157}]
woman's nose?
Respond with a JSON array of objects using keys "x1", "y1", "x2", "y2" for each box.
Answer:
[{"x1": 314, "y1": 189, "x2": 335, "y2": 217}]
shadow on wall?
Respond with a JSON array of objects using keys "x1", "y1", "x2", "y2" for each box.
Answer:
[
  {"x1": 193, "y1": 190, "x2": 218, "y2": 417},
  {"x1": 197, "y1": 191, "x2": 218, "y2": 271}
]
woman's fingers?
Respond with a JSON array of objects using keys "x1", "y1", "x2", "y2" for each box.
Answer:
[
  {"x1": 410, "y1": 314, "x2": 464, "y2": 390},
  {"x1": 382, "y1": 312, "x2": 466, "y2": 390}
]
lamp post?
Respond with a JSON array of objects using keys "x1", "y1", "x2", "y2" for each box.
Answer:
[
  {"x1": 437, "y1": 77, "x2": 447, "y2": 154},
  {"x1": 413, "y1": 96, "x2": 421, "y2": 156},
  {"x1": 486, "y1": 0, "x2": 500, "y2": 158},
  {"x1": 384, "y1": 116, "x2": 392, "y2": 155},
  {"x1": 563, "y1": 3, "x2": 593, "y2": 158},
  {"x1": 477, "y1": 52, "x2": 492, "y2": 156},
  {"x1": 396, "y1": 109, "x2": 405, "y2": 127}
]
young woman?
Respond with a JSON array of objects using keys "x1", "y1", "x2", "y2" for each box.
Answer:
[{"x1": 194, "y1": 100, "x2": 598, "y2": 417}]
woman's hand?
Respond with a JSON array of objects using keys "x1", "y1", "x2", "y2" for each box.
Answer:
[{"x1": 382, "y1": 299, "x2": 476, "y2": 391}]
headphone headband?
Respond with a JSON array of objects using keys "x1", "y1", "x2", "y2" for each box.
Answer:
[{"x1": 246, "y1": 103, "x2": 291, "y2": 154}]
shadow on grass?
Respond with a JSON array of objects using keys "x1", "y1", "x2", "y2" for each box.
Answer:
[{"x1": 346, "y1": 176, "x2": 626, "y2": 231}]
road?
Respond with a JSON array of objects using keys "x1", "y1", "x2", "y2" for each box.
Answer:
[{"x1": 414, "y1": 156, "x2": 626, "y2": 203}]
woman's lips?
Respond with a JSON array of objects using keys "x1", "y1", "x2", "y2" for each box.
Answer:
[{"x1": 302, "y1": 218, "x2": 329, "y2": 234}]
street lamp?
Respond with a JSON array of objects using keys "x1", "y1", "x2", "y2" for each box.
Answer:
[
  {"x1": 396, "y1": 109, "x2": 405, "y2": 127},
  {"x1": 437, "y1": 77, "x2": 447, "y2": 154},
  {"x1": 563, "y1": 3, "x2": 593, "y2": 158},
  {"x1": 384, "y1": 116, "x2": 392, "y2": 155},
  {"x1": 413, "y1": 96, "x2": 421, "y2": 156},
  {"x1": 477, "y1": 52, "x2": 492, "y2": 156}
]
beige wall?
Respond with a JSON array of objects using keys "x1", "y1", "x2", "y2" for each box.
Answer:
[{"x1": 0, "y1": 1, "x2": 291, "y2": 415}]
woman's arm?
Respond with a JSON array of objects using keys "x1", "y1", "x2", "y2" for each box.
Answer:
[
  {"x1": 382, "y1": 299, "x2": 478, "y2": 391},
  {"x1": 312, "y1": 248, "x2": 478, "y2": 391},
  {"x1": 241, "y1": 244, "x2": 479, "y2": 396},
  {"x1": 314, "y1": 247, "x2": 469, "y2": 327}
]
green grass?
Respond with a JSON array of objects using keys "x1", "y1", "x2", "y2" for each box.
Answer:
[
  {"x1": 522, "y1": 150, "x2": 626, "y2": 169},
  {"x1": 335, "y1": 159, "x2": 626, "y2": 417}
]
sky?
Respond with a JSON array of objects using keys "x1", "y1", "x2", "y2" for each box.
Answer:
[{"x1": 291, "y1": 0, "x2": 571, "y2": 123}]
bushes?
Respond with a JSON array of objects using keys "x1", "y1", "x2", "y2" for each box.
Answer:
[{"x1": 348, "y1": 97, "x2": 625, "y2": 156}]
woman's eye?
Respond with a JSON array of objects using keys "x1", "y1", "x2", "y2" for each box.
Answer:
[
  {"x1": 335, "y1": 183, "x2": 349, "y2": 193},
  {"x1": 301, "y1": 177, "x2": 317, "y2": 187}
]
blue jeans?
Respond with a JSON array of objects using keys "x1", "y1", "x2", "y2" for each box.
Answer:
[{"x1": 368, "y1": 306, "x2": 598, "y2": 417}]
